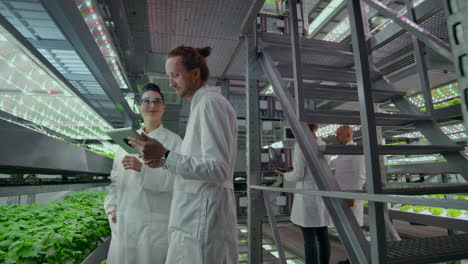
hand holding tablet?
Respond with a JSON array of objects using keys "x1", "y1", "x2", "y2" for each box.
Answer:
[{"x1": 105, "y1": 128, "x2": 145, "y2": 154}]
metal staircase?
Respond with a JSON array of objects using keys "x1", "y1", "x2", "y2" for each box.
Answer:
[{"x1": 245, "y1": 0, "x2": 468, "y2": 263}]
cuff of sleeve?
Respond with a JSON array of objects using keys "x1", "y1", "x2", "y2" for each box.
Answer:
[
  {"x1": 105, "y1": 206, "x2": 117, "y2": 214},
  {"x1": 165, "y1": 151, "x2": 178, "y2": 172},
  {"x1": 137, "y1": 164, "x2": 147, "y2": 176}
]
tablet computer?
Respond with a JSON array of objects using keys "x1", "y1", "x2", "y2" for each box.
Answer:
[{"x1": 105, "y1": 127, "x2": 144, "y2": 154}]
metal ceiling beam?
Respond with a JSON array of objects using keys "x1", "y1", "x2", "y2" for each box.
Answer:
[
  {"x1": 41, "y1": 0, "x2": 138, "y2": 128},
  {"x1": 240, "y1": 0, "x2": 265, "y2": 35},
  {"x1": 63, "y1": 74, "x2": 97, "y2": 82},
  {"x1": 27, "y1": 39, "x2": 73, "y2": 50}
]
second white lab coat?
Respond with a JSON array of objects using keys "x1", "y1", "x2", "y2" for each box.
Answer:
[
  {"x1": 164, "y1": 85, "x2": 238, "y2": 264},
  {"x1": 104, "y1": 125, "x2": 182, "y2": 264},
  {"x1": 284, "y1": 138, "x2": 332, "y2": 227},
  {"x1": 331, "y1": 140, "x2": 366, "y2": 226}
]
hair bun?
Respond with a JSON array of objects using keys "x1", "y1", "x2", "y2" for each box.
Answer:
[{"x1": 196, "y1": 47, "x2": 212, "y2": 58}]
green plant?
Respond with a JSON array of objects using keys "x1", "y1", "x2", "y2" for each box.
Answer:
[
  {"x1": 447, "y1": 209, "x2": 462, "y2": 218},
  {"x1": 400, "y1": 205, "x2": 413, "y2": 211},
  {"x1": 0, "y1": 191, "x2": 110, "y2": 264},
  {"x1": 429, "y1": 207, "x2": 444, "y2": 216},
  {"x1": 413, "y1": 206, "x2": 428, "y2": 213}
]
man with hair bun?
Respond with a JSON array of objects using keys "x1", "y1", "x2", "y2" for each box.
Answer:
[{"x1": 129, "y1": 46, "x2": 238, "y2": 264}]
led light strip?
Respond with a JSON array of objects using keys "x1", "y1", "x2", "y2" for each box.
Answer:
[
  {"x1": 75, "y1": 0, "x2": 128, "y2": 89},
  {"x1": 0, "y1": 27, "x2": 112, "y2": 140},
  {"x1": 317, "y1": 124, "x2": 360, "y2": 138},
  {"x1": 409, "y1": 82, "x2": 460, "y2": 108}
]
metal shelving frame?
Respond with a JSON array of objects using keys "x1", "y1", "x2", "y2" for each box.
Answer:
[{"x1": 245, "y1": 0, "x2": 468, "y2": 263}]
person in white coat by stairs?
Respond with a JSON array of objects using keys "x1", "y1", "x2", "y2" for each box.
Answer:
[
  {"x1": 276, "y1": 124, "x2": 332, "y2": 264},
  {"x1": 104, "y1": 83, "x2": 182, "y2": 264},
  {"x1": 331, "y1": 125, "x2": 366, "y2": 264},
  {"x1": 128, "y1": 46, "x2": 238, "y2": 264}
]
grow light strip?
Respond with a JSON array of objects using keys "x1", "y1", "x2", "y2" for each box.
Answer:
[
  {"x1": 75, "y1": 0, "x2": 128, "y2": 89},
  {"x1": 409, "y1": 82, "x2": 460, "y2": 108},
  {"x1": 0, "y1": 27, "x2": 112, "y2": 140},
  {"x1": 317, "y1": 124, "x2": 360, "y2": 138}
]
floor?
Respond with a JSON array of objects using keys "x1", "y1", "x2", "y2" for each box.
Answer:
[{"x1": 239, "y1": 216, "x2": 466, "y2": 264}]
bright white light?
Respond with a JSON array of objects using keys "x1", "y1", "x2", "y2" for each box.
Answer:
[
  {"x1": 262, "y1": 140, "x2": 284, "y2": 149},
  {"x1": 0, "y1": 29, "x2": 112, "y2": 140},
  {"x1": 262, "y1": 245, "x2": 273, "y2": 250}
]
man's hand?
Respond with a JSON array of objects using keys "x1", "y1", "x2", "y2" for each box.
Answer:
[
  {"x1": 128, "y1": 134, "x2": 167, "y2": 162},
  {"x1": 108, "y1": 210, "x2": 117, "y2": 223},
  {"x1": 122, "y1": 155, "x2": 142, "y2": 172},
  {"x1": 346, "y1": 199, "x2": 356, "y2": 208}
]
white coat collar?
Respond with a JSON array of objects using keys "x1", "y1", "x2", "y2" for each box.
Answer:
[
  {"x1": 345, "y1": 140, "x2": 355, "y2": 145},
  {"x1": 137, "y1": 123, "x2": 165, "y2": 137},
  {"x1": 190, "y1": 85, "x2": 221, "y2": 111}
]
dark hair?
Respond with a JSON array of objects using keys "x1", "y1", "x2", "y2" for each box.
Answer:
[
  {"x1": 140, "y1": 83, "x2": 164, "y2": 103},
  {"x1": 308, "y1": 124, "x2": 319, "y2": 132},
  {"x1": 167, "y1": 46, "x2": 211, "y2": 82},
  {"x1": 308, "y1": 124, "x2": 319, "y2": 138}
]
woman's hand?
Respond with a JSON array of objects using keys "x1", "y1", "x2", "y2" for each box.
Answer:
[
  {"x1": 122, "y1": 155, "x2": 142, "y2": 172},
  {"x1": 108, "y1": 210, "x2": 117, "y2": 223}
]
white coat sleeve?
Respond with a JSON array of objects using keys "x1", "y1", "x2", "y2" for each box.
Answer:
[
  {"x1": 355, "y1": 155, "x2": 366, "y2": 190},
  {"x1": 138, "y1": 134, "x2": 182, "y2": 192},
  {"x1": 283, "y1": 143, "x2": 305, "y2": 182},
  {"x1": 165, "y1": 98, "x2": 235, "y2": 184},
  {"x1": 104, "y1": 148, "x2": 123, "y2": 214}
]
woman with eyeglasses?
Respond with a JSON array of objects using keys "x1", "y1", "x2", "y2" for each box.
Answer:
[{"x1": 104, "y1": 83, "x2": 182, "y2": 264}]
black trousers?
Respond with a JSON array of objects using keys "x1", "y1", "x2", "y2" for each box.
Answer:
[{"x1": 301, "y1": 226, "x2": 330, "y2": 264}]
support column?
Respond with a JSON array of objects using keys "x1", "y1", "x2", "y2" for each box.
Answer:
[
  {"x1": 405, "y1": 0, "x2": 435, "y2": 115},
  {"x1": 444, "y1": 0, "x2": 468, "y2": 128},
  {"x1": 348, "y1": 0, "x2": 387, "y2": 262},
  {"x1": 246, "y1": 21, "x2": 263, "y2": 264},
  {"x1": 288, "y1": 0, "x2": 304, "y2": 117}
]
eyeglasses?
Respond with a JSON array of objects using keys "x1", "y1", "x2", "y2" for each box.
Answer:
[{"x1": 140, "y1": 98, "x2": 164, "y2": 106}]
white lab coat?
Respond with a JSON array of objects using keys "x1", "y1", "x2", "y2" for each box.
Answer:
[
  {"x1": 331, "y1": 140, "x2": 366, "y2": 226},
  {"x1": 164, "y1": 85, "x2": 238, "y2": 264},
  {"x1": 104, "y1": 125, "x2": 182, "y2": 264},
  {"x1": 284, "y1": 138, "x2": 332, "y2": 227}
]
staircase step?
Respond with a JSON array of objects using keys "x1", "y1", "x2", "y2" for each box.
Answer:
[
  {"x1": 386, "y1": 162, "x2": 458, "y2": 175},
  {"x1": 323, "y1": 145, "x2": 464, "y2": 155},
  {"x1": 299, "y1": 83, "x2": 405, "y2": 103},
  {"x1": 382, "y1": 182, "x2": 468, "y2": 195},
  {"x1": 303, "y1": 109, "x2": 430, "y2": 126},
  {"x1": 278, "y1": 63, "x2": 358, "y2": 83},
  {"x1": 387, "y1": 233, "x2": 468, "y2": 264},
  {"x1": 260, "y1": 32, "x2": 353, "y2": 55}
]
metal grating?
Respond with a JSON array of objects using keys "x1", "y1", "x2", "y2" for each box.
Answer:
[
  {"x1": 146, "y1": 0, "x2": 254, "y2": 78},
  {"x1": 387, "y1": 233, "x2": 468, "y2": 264},
  {"x1": 373, "y1": 10, "x2": 449, "y2": 63}
]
